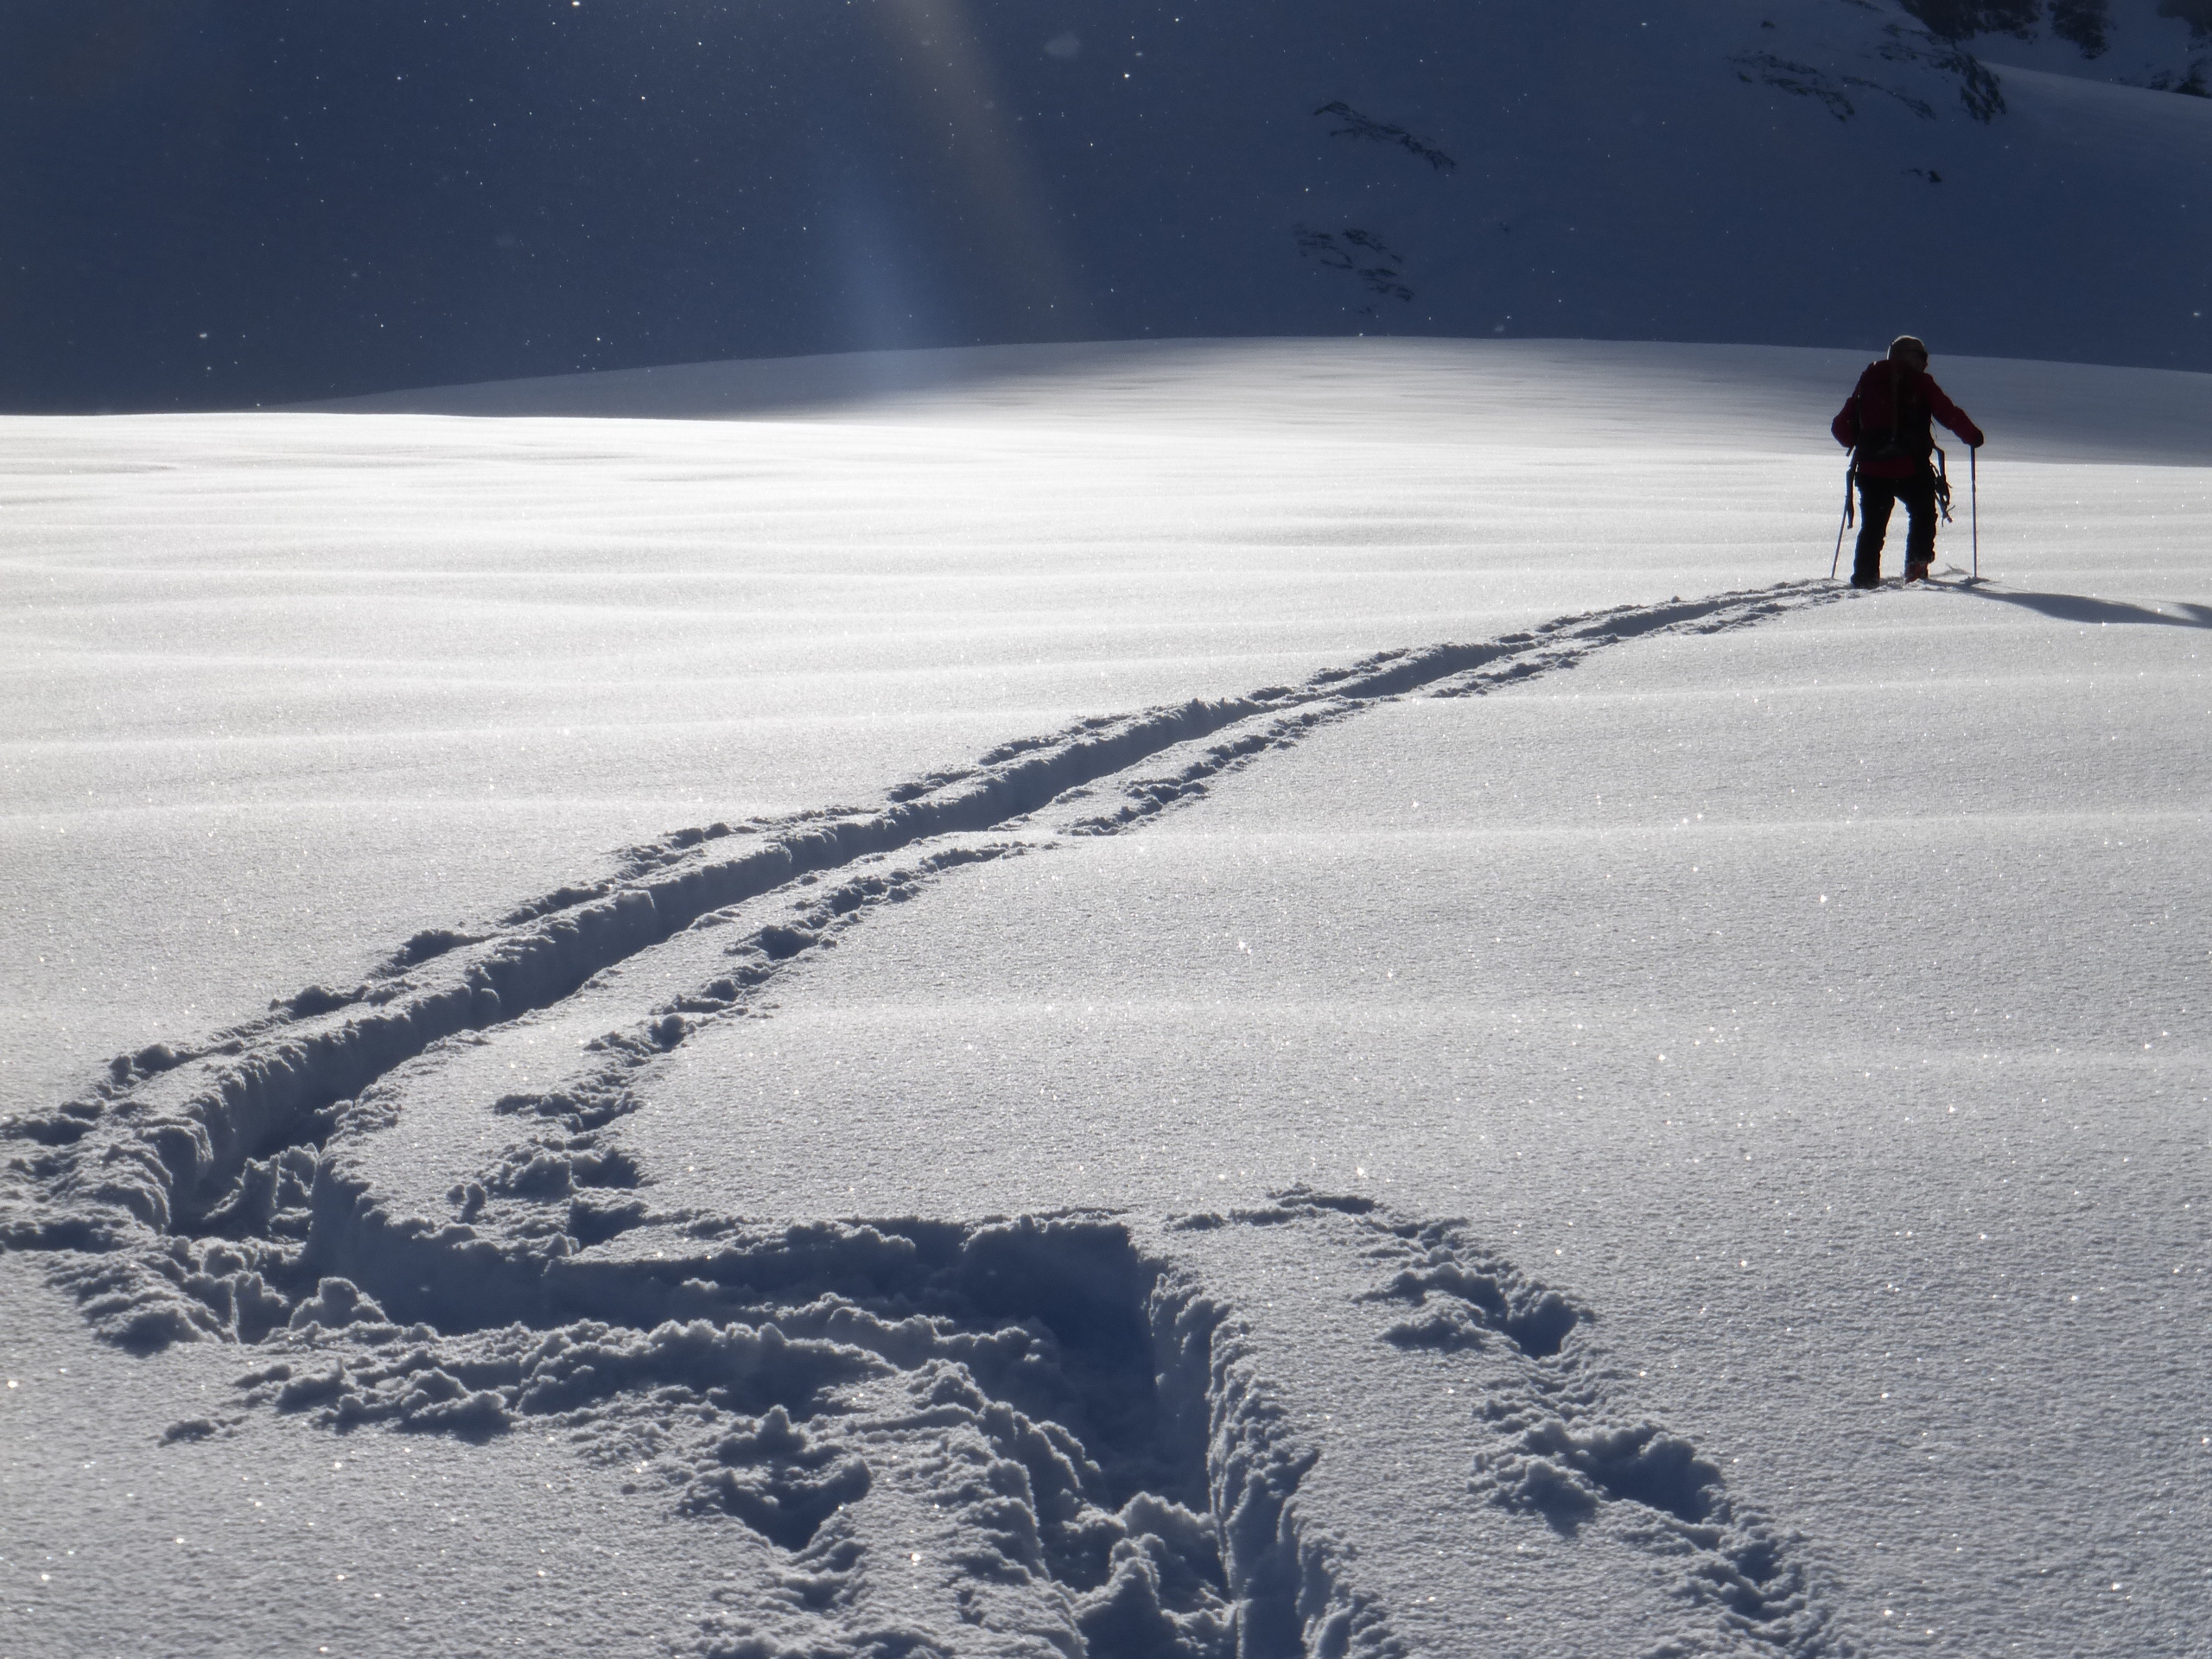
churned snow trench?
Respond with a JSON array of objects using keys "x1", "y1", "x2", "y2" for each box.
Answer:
[{"x1": 3, "y1": 340, "x2": 2209, "y2": 1657}]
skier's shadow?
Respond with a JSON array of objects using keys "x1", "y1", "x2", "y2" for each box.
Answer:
[{"x1": 1939, "y1": 583, "x2": 2212, "y2": 630}]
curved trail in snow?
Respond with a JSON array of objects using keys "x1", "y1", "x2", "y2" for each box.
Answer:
[{"x1": 3, "y1": 577, "x2": 1853, "y2": 1659}]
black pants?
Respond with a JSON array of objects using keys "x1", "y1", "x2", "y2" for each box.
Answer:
[{"x1": 1853, "y1": 469, "x2": 1938, "y2": 583}]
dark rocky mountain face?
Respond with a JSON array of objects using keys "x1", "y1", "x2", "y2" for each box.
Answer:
[
  {"x1": 1904, "y1": 0, "x2": 2047, "y2": 39},
  {"x1": 1903, "y1": 0, "x2": 2211, "y2": 53}
]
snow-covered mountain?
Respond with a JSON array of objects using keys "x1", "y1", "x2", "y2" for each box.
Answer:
[{"x1": 4, "y1": 0, "x2": 2209, "y2": 408}]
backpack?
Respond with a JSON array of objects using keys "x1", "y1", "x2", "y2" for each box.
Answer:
[{"x1": 1856, "y1": 360, "x2": 1924, "y2": 465}]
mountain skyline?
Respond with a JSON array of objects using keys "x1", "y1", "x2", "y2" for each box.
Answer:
[{"x1": 5, "y1": 0, "x2": 2209, "y2": 410}]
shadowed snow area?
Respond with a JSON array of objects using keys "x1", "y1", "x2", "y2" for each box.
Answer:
[
  {"x1": 3, "y1": 339, "x2": 2209, "y2": 1656},
  {"x1": 14, "y1": 0, "x2": 2212, "y2": 410}
]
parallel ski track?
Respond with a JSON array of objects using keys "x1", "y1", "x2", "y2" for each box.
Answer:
[{"x1": 7, "y1": 577, "x2": 1836, "y2": 1230}]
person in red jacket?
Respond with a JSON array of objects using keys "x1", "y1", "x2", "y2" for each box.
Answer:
[{"x1": 1831, "y1": 335, "x2": 1984, "y2": 588}]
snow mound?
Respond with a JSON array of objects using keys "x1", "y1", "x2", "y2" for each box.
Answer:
[{"x1": 302, "y1": 336, "x2": 2212, "y2": 468}]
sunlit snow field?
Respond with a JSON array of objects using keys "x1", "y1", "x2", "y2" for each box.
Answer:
[{"x1": 2, "y1": 340, "x2": 2207, "y2": 1657}]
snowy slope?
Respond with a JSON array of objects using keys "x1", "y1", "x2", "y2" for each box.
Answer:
[
  {"x1": 13, "y1": 339, "x2": 2210, "y2": 1122},
  {"x1": 9, "y1": 0, "x2": 2212, "y2": 410},
  {"x1": 3, "y1": 340, "x2": 2209, "y2": 1658}
]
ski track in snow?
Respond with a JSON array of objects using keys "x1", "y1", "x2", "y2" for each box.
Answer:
[{"x1": 2, "y1": 579, "x2": 1854, "y2": 1658}]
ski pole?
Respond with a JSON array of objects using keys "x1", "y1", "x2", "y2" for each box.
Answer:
[
  {"x1": 1970, "y1": 444, "x2": 1979, "y2": 582},
  {"x1": 1831, "y1": 456, "x2": 1856, "y2": 580}
]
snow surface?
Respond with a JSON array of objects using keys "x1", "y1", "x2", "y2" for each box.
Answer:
[{"x1": 3, "y1": 339, "x2": 2208, "y2": 1657}]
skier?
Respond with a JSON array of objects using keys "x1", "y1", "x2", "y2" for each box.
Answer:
[{"x1": 1831, "y1": 335, "x2": 1984, "y2": 588}]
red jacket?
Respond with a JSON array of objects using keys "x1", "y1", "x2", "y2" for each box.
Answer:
[{"x1": 1832, "y1": 360, "x2": 1983, "y2": 478}]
